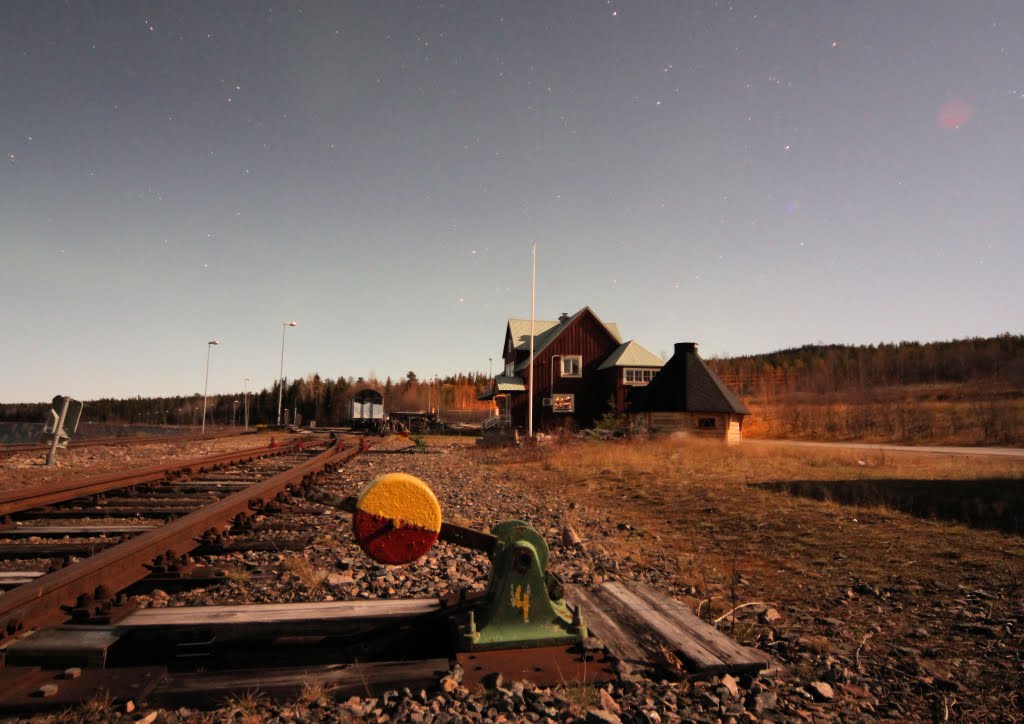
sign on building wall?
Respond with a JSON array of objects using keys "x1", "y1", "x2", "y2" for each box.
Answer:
[{"x1": 552, "y1": 394, "x2": 575, "y2": 413}]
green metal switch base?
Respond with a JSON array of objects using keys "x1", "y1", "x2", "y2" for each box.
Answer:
[{"x1": 457, "y1": 520, "x2": 586, "y2": 651}]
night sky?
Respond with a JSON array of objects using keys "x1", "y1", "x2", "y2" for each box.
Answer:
[{"x1": 2, "y1": 2, "x2": 1021, "y2": 403}]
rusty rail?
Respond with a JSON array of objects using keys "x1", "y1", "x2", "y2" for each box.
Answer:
[
  {"x1": 0, "y1": 440, "x2": 302, "y2": 517},
  {"x1": 0, "y1": 443, "x2": 360, "y2": 637}
]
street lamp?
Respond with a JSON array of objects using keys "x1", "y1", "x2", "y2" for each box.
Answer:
[
  {"x1": 201, "y1": 339, "x2": 220, "y2": 435},
  {"x1": 277, "y1": 321, "x2": 298, "y2": 425},
  {"x1": 243, "y1": 377, "x2": 253, "y2": 430}
]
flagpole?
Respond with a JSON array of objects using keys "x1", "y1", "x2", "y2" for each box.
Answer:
[{"x1": 528, "y1": 242, "x2": 536, "y2": 438}]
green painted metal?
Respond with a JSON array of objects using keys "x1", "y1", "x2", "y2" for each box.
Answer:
[{"x1": 457, "y1": 520, "x2": 586, "y2": 651}]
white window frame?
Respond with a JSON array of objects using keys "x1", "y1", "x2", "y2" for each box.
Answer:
[
  {"x1": 552, "y1": 393, "x2": 575, "y2": 413},
  {"x1": 623, "y1": 368, "x2": 657, "y2": 385},
  {"x1": 560, "y1": 355, "x2": 582, "y2": 378}
]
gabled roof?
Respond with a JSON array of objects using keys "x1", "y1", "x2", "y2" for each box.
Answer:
[
  {"x1": 511, "y1": 307, "x2": 622, "y2": 374},
  {"x1": 631, "y1": 342, "x2": 750, "y2": 415},
  {"x1": 477, "y1": 375, "x2": 527, "y2": 400},
  {"x1": 507, "y1": 319, "x2": 562, "y2": 352},
  {"x1": 598, "y1": 341, "x2": 664, "y2": 370}
]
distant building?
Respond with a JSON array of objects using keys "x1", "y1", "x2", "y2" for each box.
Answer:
[
  {"x1": 479, "y1": 307, "x2": 749, "y2": 441},
  {"x1": 629, "y1": 342, "x2": 751, "y2": 443}
]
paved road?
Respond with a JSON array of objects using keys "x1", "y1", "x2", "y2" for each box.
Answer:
[{"x1": 744, "y1": 438, "x2": 1024, "y2": 461}]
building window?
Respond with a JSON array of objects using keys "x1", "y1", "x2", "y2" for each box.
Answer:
[
  {"x1": 624, "y1": 368, "x2": 657, "y2": 385},
  {"x1": 552, "y1": 393, "x2": 575, "y2": 413},
  {"x1": 505, "y1": 361, "x2": 514, "y2": 376},
  {"x1": 561, "y1": 355, "x2": 582, "y2": 377},
  {"x1": 696, "y1": 417, "x2": 717, "y2": 430}
]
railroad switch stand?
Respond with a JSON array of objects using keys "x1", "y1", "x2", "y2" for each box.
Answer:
[{"x1": 347, "y1": 473, "x2": 587, "y2": 653}]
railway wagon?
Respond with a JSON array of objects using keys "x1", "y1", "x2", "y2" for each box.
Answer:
[{"x1": 349, "y1": 389, "x2": 387, "y2": 433}]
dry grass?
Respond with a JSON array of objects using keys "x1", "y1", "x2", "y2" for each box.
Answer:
[
  {"x1": 485, "y1": 436, "x2": 1024, "y2": 713},
  {"x1": 283, "y1": 554, "x2": 328, "y2": 590},
  {"x1": 223, "y1": 688, "x2": 268, "y2": 723}
]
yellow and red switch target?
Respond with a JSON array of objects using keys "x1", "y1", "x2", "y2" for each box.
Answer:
[{"x1": 352, "y1": 473, "x2": 442, "y2": 564}]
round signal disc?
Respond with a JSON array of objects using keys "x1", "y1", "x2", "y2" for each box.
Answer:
[{"x1": 353, "y1": 473, "x2": 442, "y2": 564}]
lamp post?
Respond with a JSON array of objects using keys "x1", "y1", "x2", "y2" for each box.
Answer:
[
  {"x1": 201, "y1": 339, "x2": 220, "y2": 435},
  {"x1": 243, "y1": 377, "x2": 253, "y2": 430},
  {"x1": 277, "y1": 321, "x2": 298, "y2": 426},
  {"x1": 489, "y1": 357, "x2": 493, "y2": 379}
]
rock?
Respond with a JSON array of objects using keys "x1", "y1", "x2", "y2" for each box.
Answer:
[
  {"x1": 562, "y1": 525, "x2": 582, "y2": 547},
  {"x1": 440, "y1": 676, "x2": 460, "y2": 693},
  {"x1": 720, "y1": 673, "x2": 739, "y2": 700},
  {"x1": 599, "y1": 688, "x2": 621, "y2": 714},
  {"x1": 585, "y1": 708, "x2": 622, "y2": 724},
  {"x1": 136, "y1": 713, "x2": 159, "y2": 724},
  {"x1": 761, "y1": 607, "x2": 783, "y2": 624},
  {"x1": 480, "y1": 671, "x2": 503, "y2": 690},
  {"x1": 752, "y1": 691, "x2": 777, "y2": 714},
  {"x1": 808, "y1": 681, "x2": 835, "y2": 701}
]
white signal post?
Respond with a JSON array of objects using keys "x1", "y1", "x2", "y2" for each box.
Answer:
[
  {"x1": 243, "y1": 376, "x2": 253, "y2": 430},
  {"x1": 201, "y1": 340, "x2": 220, "y2": 435},
  {"x1": 277, "y1": 321, "x2": 298, "y2": 426},
  {"x1": 528, "y1": 242, "x2": 536, "y2": 438}
]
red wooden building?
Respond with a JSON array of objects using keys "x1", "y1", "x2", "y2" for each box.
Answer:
[{"x1": 481, "y1": 307, "x2": 663, "y2": 431}]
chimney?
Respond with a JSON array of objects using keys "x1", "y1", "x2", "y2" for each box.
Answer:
[
  {"x1": 558, "y1": 312, "x2": 570, "y2": 323},
  {"x1": 675, "y1": 342, "x2": 698, "y2": 356}
]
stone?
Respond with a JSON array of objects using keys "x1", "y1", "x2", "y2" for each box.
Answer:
[
  {"x1": 481, "y1": 672, "x2": 503, "y2": 690},
  {"x1": 808, "y1": 681, "x2": 835, "y2": 701},
  {"x1": 585, "y1": 708, "x2": 622, "y2": 724},
  {"x1": 720, "y1": 674, "x2": 739, "y2": 700},
  {"x1": 761, "y1": 607, "x2": 783, "y2": 624},
  {"x1": 599, "y1": 688, "x2": 621, "y2": 714},
  {"x1": 753, "y1": 691, "x2": 777, "y2": 714}
]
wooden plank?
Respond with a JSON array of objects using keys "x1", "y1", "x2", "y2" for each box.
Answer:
[
  {"x1": 118, "y1": 598, "x2": 441, "y2": 627},
  {"x1": 150, "y1": 658, "x2": 449, "y2": 707},
  {"x1": 0, "y1": 542, "x2": 118, "y2": 558},
  {"x1": 619, "y1": 582, "x2": 770, "y2": 672},
  {"x1": 0, "y1": 571, "x2": 45, "y2": 580},
  {"x1": 564, "y1": 585, "x2": 647, "y2": 669},
  {"x1": 4, "y1": 626, "x2": 122, "y2": 668},
  {"x1": 1, "y1": 525, "x2": 156, "y2": 536},
  {"x1": 591, "y1": 582, "x2": 728, "y2": 674}
]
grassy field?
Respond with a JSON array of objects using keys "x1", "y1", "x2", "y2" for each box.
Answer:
[{"x1": 479, "y1": 438, "x2": 1024, "y2": 719}]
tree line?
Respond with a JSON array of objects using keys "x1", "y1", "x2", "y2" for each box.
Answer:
[
  {"x1": 706, "y1": 334, "x2": 1024, "y2": 445},
  {"x1": 708, "y1": 333, "x2": 1024, "y2": 400},
  {"x1": 0, "y1": 372, "x2": 495, "y2": 428}
]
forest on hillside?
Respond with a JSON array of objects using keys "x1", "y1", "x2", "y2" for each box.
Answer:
[
  {"x1": 706, "y1": 334, "x2": 1024, "y2": 445},
  {"x1": 3, "y1": 335, "x2": 1021, "y2": 445},
  {"x1": 0, "y1": 372, "x2": 493, "y2": 429}
]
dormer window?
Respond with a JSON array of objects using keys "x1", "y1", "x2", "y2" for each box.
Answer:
[
  {"x1": 505, "y1": 361, "x2": 514, "y2": 376},
  {"x1": 624, "y1": 368, "x2": 657, "y2": 385},
  {"x1": 561, "y1": 355, "x2": 582, "y2": 377}
]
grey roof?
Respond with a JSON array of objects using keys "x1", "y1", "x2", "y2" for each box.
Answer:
[
  {"x1": 511, "y1": 307, "x2": 622, "y2": 374},
  {"x1": 631, "y1": 342, "x2": 750, "y2": 415},
  {"x1": 507, "y1": 319, "x2": 562, "y2": 351},
  {"x1": 477, "y1": 375, "x2": 526, "y2": 400},
  {"x1": 598, "y1": 341, "x2": 664, "y2": 370}
]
